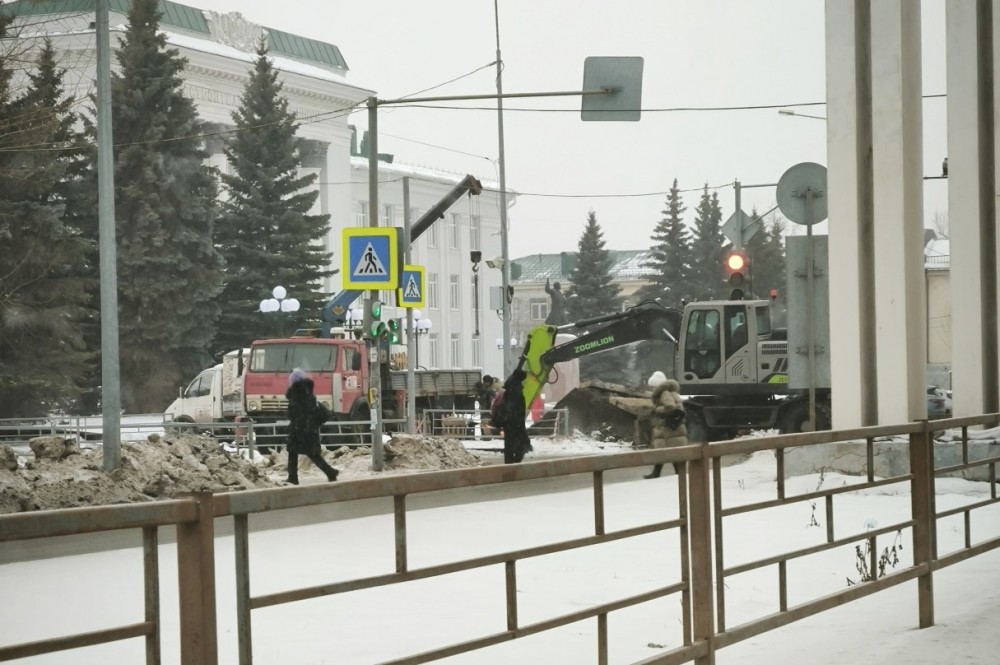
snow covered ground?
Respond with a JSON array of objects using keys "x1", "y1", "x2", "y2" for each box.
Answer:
[{"x1": 1, "y1": 449, "x2": 997, "y2": 664}]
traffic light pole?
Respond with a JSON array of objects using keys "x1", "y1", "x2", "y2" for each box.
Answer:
[{"x1": 368, "y1": 99, "x2": 385, "y2": 472}]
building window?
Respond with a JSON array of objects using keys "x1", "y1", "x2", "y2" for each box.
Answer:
[
  {"x1": 470, "y1": 215, "x2": 481, "y2": 250},
  {"x1": 428, "y1": 273, "x2": 439, "y2": 309},
  {"x1": 429, "y1": 333, "x2": 440, "y2": 368},
  {"x1": 450, "y1": 333, "x2": 462, "y2": 367},
  {"x1": 449, "y1": 213, "x2": 461, "y2": 249},
  {"x1": 471, "y1": 337, "x2": 482, "y2": 367},
  {"x1": 427, "y1": 222, "x2": 438, "y2": 248},
  {"x1": 408, "y1": 207, "x2": 421, "y2": 226},
  {"x1": 380, "y1": 204, "x2": 393, "y2": 227},
  {"x1": 449, "y1": 274, "x2": 460, "y2": 310},
  {"x1": 355, "y1": 201, "x2": 368, "y2": 227},
  {"x1": 530, "y1": 298, "x2": 549, "y2": 321}
]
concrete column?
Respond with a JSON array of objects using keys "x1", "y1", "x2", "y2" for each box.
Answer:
[
  {"x1": 948, "y1": 1, "x2": 999, "y2": 416},
  {"x1": 870, "y1": 0, "x2": 927, "y2": 423},
  {"x1": 826, "y1": 0, "x2": 878, "y2": 428}
]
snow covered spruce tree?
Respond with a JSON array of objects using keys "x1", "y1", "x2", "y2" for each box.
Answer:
[
  {"x1": 0, "y1": 33, "x2": 94, "y2": 418},
  {"x1": 636, "y1": 178, "x2": 692, "y2": 307},
  {"x1": 565, "y1": 210, "x2": 632, "y2": 384},
  {"x1": 214, "y1": 39, "x2": 332, "y2": 354},
  {"x1": 80, "y1": 0, "x2": 223, "y2": 413},
  {"x1": 744, "y1": 210, "x2": 787, "y2": 300},
  {"x1": 688, "y1": 186, "x2": 727, "y2": 301}
]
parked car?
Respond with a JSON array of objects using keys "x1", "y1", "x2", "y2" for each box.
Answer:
[{"x1": 926, "y1": 386, "x2": 952, "y2": 419}]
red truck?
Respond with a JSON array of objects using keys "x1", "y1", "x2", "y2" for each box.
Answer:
[{"x1": 242, "y1": 335, "x2": 481, "y2": 426}]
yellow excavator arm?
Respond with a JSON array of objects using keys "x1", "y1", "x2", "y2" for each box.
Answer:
[{"x1": 510, "y1": 302, "x2": 683, "y2": 413}]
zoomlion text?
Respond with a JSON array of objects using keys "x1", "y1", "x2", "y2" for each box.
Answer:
[{"x1": 574, "y1": 335, "x2": 615, "y2": 354}]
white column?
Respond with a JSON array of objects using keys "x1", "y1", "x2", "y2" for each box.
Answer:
[
  {"x1": 947, "y1": 1, "x2": 991, "y2": 416},
  {"x1": 826, "y1": 0, "x2": 877, "y2": 428},
  {"x1": 870, "y1": 0, "x2": 927, "y2": 423},
  {"x1": 324, "y1": 132, "x2": 353, "y2": 294}
]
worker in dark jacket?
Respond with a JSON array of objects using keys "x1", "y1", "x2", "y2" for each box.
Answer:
[{"x1": 285, "y1": 369, "x2": 339, "y2": 484}]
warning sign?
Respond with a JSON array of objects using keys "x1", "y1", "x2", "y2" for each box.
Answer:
[
  {"x1": 352, "y1": 242, "x2": 389, "y2": 277},
  {"x1": 341, "y1": 228, "x2": 399, "y2": 289},
  {"x1": 398, "y1": 264, "x2": 426, "y2": 308},
  {"x1": 404, "y1": 275, "x2": 420, "y2": 299}
]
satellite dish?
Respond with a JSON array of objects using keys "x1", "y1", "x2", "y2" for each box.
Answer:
[{"x1": 776, "y1": 162, "x2": 828, "y2": 226}]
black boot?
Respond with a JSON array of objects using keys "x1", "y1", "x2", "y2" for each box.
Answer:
[{"x1": 644, "y1": 463, "x2": 664, "y2": 479}]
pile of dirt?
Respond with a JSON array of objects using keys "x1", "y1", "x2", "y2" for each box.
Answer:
[
  {"x1": 264, "y1": 433, "x2": 486, "y2": 481},
  {"x1": 0, "y1": 432, "x2": 487, "y2": 514},
  {"x1": 0, "y1": 432, "x2": 282, "y2": 514}
]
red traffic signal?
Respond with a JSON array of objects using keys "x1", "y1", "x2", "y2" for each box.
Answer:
[{"x1": 724, "y1": 249, "x2": 749, "y2": 288}]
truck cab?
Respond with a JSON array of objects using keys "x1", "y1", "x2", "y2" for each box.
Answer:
[
  {"x1": 243, "y1": 337, "x2": 368, "y2": 422},
  {"x1": 165, "y1": 364, "x2": 221, "y2": 424}
]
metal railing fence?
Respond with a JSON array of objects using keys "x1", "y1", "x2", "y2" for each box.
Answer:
[
  {"x1": 0, "y1": 415, "x2": 998, "y2": 664},
  {"x1": 420, "y1": 407, "x2": 571, "y2": 439}
]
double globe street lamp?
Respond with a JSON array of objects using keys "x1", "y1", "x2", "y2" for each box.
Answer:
[
  {"x1": 259, "y1": 286, "x2": 300, "y2": 337},
  {"x1": 406, "y1": 309, "x2": 432, "y2": 368}
]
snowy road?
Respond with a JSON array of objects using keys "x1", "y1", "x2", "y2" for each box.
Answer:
[{"x1": 1, "y1": 452, "x2": 997, "y2": 664}]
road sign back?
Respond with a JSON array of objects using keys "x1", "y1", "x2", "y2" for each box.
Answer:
[{"x1": 342, "y1": 228, "x2": 399, "y2": 289}]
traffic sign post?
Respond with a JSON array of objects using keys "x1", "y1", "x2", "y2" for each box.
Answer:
[
  {"x1": 398, "y1": 264, "x2": 426, "y2": 309},
  {"x1": 776, "y1": 161, "x2": 829, "y2": 433},
  {"x1": 341, "y1": 227, "x2": 401, "y2": 291}
]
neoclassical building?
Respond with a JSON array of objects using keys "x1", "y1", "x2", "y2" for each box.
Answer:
[{"x1": 6, "y1": 0, "x2": 513, "y2": 377}]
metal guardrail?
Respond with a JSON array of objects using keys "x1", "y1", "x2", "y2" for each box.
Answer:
[
  {"x1": 421, "y1": 408, "x2": 571, "y2": 439},
  {"x1": 1, "y1": 415, "x2": 999, "y2": 663}
]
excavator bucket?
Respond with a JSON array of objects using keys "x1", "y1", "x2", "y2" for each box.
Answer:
[{"x1": 533, "y1": 379, "x2": 655, "y2": 443}]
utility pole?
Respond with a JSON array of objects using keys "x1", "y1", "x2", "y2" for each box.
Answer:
[
  {"x1": 367, "y1": 97, "x2": 384, "y2": 471},
  {"x1": 494, "y1": 0, "x2": 514, "y2": 377},
  {"x1": 96, "y1": 0, "x2": 122, "y2": 472},
  {"x1": 403, "y1": 177, "x2": 416, "y2": 434},
  {"x1": 733, "y1": 180, "x2": 743, "y2": 249}
]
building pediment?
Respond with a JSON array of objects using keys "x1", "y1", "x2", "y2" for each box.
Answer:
[{"x1": 203, "y1": 10, "x2": 265, "y2": 53}]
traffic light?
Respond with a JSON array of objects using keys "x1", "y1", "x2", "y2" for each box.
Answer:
[
  {"x1": 724, "y1": 249, "x2": 749, "y2": 299},
  {"x1": 387, "y1": 318, "x2": 401, "y2": 344},
  {"x1": 365, "y1": 299, "x2": 386, "y2": 339}
]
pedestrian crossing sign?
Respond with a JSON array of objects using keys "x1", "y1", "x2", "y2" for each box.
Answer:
[
  {"x1": 341, "y1": 228, "x2": 400, "y2": 289},
  {"x1": 398, "y1": 264, "x2": 426, "y2": 308}
]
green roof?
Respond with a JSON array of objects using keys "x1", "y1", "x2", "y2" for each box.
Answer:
[
  {"x1": 4, "y1": 0, "x2": 348, "y2": 70},
  {"x1": 4, "y1": 0, "x2": 209, "y2": 33},
  {"x1": 268, "y1": 28, "x2": 347, "y2": 70}
]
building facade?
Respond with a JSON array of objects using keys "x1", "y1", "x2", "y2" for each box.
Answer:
[{"x1": 8, "y1": 0, "x2": 514, "y2": 378}]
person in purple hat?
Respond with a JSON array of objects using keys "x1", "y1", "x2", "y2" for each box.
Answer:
[{"x1": 285, "y1": 368, "x2": 339, "y2": 484}]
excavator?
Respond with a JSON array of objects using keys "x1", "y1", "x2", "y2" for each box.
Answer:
[{"x1": 493, "y1": 298, "x2": 831, "y2": 457}]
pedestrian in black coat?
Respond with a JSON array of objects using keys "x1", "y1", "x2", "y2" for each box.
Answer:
[
  {"x1": 285, "y1": 369, "x2": 339, "y2": 484},
  {"x1": 492, "y1": 367, "x2": 533, "y2": 464}
]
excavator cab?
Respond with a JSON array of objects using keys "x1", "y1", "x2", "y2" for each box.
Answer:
[{"x1": 678, "y1": 300, "x2": 781, "y2": 391}]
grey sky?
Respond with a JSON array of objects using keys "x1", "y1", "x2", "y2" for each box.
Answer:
[{"x1": 193, "y1": 0, "x2": 950, "y2": 256}]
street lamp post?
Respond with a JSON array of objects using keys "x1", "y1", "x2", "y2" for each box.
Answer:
[
  {"x1": 343, "y1": 305, "x2": 364, "y2": 336},
  {"x1": 778, "y1": 108, "x2": 827, "y2": 121},
  {"x1": 259, "y1": 286, "x2": 300, "y2": 337},
  {"x1": 411, "y1": 311, "x2": 432, "y2": 368},
  {"x1": 496, "y1": 336, "x2": 517, "y2": 351}
]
